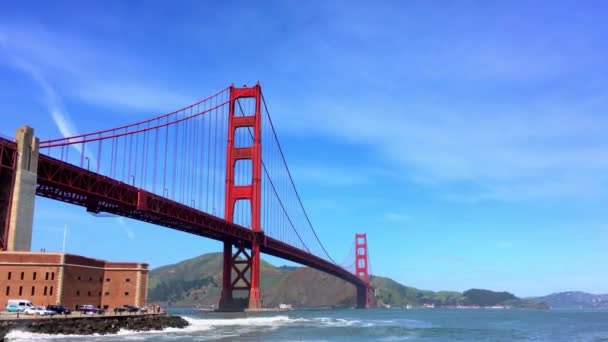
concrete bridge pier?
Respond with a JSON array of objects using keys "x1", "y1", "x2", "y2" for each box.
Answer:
[
  {"x1": 6, "y1": 125, "x2": 39, "y2": 251},
  {"x1": 356, "y1": 285, "x2": 369, "y2": 309}
]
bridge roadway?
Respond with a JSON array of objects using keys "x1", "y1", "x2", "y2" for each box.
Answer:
[{"x1": 0, "y1": 138, "x2": 367, "y2": 299}]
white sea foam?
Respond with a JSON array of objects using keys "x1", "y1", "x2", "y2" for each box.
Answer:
[
  {"x1": 3, "y1": 316, "x2": 213, "y2": 341},
  {"x1": 313, "y1": 317, "x2": 362, "y2": 327},
  {"x1": 183, "y1": 315, "x2": 294, "y2": 327},
  {"x1": 4, "y1": 330, "x2": 105, "y2": 340},
  {"x1": 4, "y1": 314, "x2": 366, "y2": 341}
]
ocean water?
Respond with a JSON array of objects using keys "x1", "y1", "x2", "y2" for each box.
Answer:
[{"x1": 5, "y1": 308, "x2": 608, "y2": 341}]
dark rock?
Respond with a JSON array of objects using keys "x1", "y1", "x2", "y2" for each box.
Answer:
[{"x1": 0, "y1": 314, "x2": 189, "y2": 340}]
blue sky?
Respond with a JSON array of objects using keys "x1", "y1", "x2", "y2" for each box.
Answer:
[{"x1": 1, "y1": 1, "x2": 607, "y2": 297}]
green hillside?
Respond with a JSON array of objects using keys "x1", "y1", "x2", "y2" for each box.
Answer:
[
  {"x1": 147, "y1": 252, "x2": 547, "y2": 309},
  {"x1": 148, "y1": 252, "x2": 293, "y2": 307},
  {"x1": 372, "y1": 276, "x2": 464, "y2": 307}
]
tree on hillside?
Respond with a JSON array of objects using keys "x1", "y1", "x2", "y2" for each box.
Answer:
[{"x1": 463, "y1": 289, "x2": 517, "y2": 306}]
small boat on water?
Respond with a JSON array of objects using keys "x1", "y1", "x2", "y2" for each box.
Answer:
[
  {"x1": 278, "y1": 303, "x2": 292, "y2": 311},
  {"x1": 193, "y1": 304, "x2": 215, "y2": 312}
]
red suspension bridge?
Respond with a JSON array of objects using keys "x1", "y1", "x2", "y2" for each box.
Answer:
[{"x1": 0, "y1": 83, "x2": 371, "y2": 310}]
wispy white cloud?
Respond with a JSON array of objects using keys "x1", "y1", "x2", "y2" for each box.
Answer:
[
  {"x1": 3, "y1": 53, "x2": 76, "y2": 140},
  {"x1": 117, "y1": 217, "x2": 135, "y2": 241},
  {"x1": 283, "y1": 95, "x2": 608, "y2": 202},
  {"x1": 0, "y1": 23, "x2": 193, "y2": 113},
  {"x1": 262, "y1": 3, "x2": 608, "y2": 202},
  {"x1": 292, "y1": 164, "x2": 369, "y2": 187},
  {"x1": 50, "y1": 110, "x2": 77, "y2": 139},
  {"x1": 292, "y1": 164, "x2": 392, "y2": 187},
  {"x1": 2, "y1": 51, "x2": 70, "y2": 136},
  {"x1": 0, "y1": 43, "x2": 102, "y2": 169},
  {"x1": 3, "y1": 8, "x2": 608, "y2": 204},
  {"x1": 4, "y1": 54, "x2": 62, "y2": 117},
  {"x1": 75, "y1": 82, "x2": 191, "y2": 113},
  {"x1": 383, "y1": 212, "x2": 411, "y2": 223}
]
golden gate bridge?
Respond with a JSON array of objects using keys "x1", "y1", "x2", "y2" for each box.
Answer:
[{"x1": 0, "y1": 83, "x2": 371, "y2": 310}]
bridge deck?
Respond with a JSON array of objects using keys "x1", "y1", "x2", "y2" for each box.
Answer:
[{"x1": 17, "y1": 140, "x2": 365, "y2": 289}]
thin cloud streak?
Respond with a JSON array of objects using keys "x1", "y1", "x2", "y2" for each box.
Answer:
[
  {"x1": 0, "y1": 46, "x2": 99, "y2": 168},
  {"x1": 383, "y1": 212, "x2": 411, "y2": 223},
  {"x1": 284, "y1": 96, "x2": 608, "y2": 201},
  {"x1": 259, "y1": 3, "x2": 608, "y2": 202},
  {"x1": 118, "y1": 217, "x2": 135, "y2": 241},
  {"x1": 0, "y1": 23, "x2": 193, "y2": 113},
  {"x1": 4, "y1": 54, "x2": 74, "y2": 138},
  {"x1": 292, "y1": 164, "x2": 369, "y2": 187}
]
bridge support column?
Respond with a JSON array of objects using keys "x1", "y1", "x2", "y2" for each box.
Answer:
[
  {"x1": 222, "y1": 84, "x2": 263, "y2": 311},
  {"x1": 6, "y1": 126, "x2": 39, "y2": 252},
  {"x1": 219, "y1": 240, "x2": 260, "y2": 311},
  {"x1": 248, "y1": 240, "x2": 262, "y2": 310},
  {"x1": 355, "y1": 233, "x2": 370, "y2": 308},
  {"x1": 356, "y1": 285, "x2": 368, "y2": 309},
  {"x1": 219, "y1": 241, "x2": 234, "y2": 310}
]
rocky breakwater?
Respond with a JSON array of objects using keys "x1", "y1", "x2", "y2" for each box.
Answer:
[{"x1": 0, "y1": 313, "x2": 189, "y2": 339}]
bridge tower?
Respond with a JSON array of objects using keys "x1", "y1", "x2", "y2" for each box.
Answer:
[
  {"x1": 220, "y1": 84, "x2": 263, "y2": 311},
  {"x1": 355, "y1": 233, "x2": 370, "y2": 308},
  {"x1": 1, "y1": 126, "x2": 39, "y2": 252}
]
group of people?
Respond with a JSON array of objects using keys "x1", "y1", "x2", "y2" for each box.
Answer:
[{"x1": 148, "y1": 304, "x2": 163, "y2": 314}]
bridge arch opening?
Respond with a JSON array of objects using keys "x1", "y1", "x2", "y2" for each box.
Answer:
[
  {"x1": 234, "y1": 97, "x2": 256, "y2": 117},
  {"x1": 234, "y1": 159, "x2": 252, "y2": 186},
  {"x1": 233, "y1": 127, "x2": 254, "y2": 148},
  {"x1": 232, "y1": 199, "x2": 252, "y2": 228}
]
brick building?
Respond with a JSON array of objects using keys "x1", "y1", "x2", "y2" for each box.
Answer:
[{"x1": 0, "y1": 252, "x2": 148, "y2": 311}]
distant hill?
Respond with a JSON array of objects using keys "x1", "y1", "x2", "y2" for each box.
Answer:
[
  {"x1": 371, "y1": 276, "x2": 464, "y2": 307},
  {"x1": 462, "y1": 289, "x2": 516, "y2": 306},
  {"x1": 536, "y1": 291, "x2": 608, "y2": 309},
  {"x1": 147, "y1": 252, "x2": 356, "y2": 308},
  {"x1": 147, "y1": 252, "x2": 547, "y2": 309},
  {"x1": 371, "y1": 279, "x2": 546, "y2": 309}
]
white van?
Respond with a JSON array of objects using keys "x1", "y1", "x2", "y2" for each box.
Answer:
[{"x1": 6, "y1": 299, "x2": 34, "y2": 312}]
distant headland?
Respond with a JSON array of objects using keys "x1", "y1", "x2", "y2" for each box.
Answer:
[{"x1": 147, "y1": 252, "x2": 552, "y2": 309}]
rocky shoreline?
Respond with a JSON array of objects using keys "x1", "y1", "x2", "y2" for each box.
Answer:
[{"x1": 0, "y1": 313, "x2": 189, "y2": 339}]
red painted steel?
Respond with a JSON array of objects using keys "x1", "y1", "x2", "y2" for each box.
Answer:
[
  {"x1": 10, "y1": 83, "x2": 372, "y2": 309},
  {"x1": 39, "y1": 87, "x2": 230, "y2": 147},
  {"x1": 34, "y1": 153, "x2": 365, "y2": 288},
  {"x1": 221, "y1": 84, "x2": 263, "y2": 310},
  {"x1": 355, "y1": 233, "x2": 370, "y2": 308}
]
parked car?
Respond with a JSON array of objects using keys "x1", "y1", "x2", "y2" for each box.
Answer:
[
  {"x1": 5, "y1": 304, "x2": 23, "y2": 312},
  {"x1": 123, "y1": 305, "x2": 142, "y2": 313},
  {"x1": 23, "y1": 306, "x2": 56, "y2": 316},
  {"x1": 79, "y1": 304, "x2": 103, "y2": 315},
  {"x1": 113, "y1": 306, "x2": 131, "y2": 314},
  {"x1": 46, "y1": 305, "x2": 71, "y2": 315},
  {"x1": 6, "y1": 299, "x2": 34, "y2": 312},
  {"x1": 114, "y1": 305, "x2": 141, "y2": 313}
]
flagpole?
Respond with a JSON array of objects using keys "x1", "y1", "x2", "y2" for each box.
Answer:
[{"x1": 62, "y1": 224, "x2": 68, "y2": 253}]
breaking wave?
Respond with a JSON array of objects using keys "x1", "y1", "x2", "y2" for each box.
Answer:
[
  {"x1": 4, "y1": 315, "x2": 364, "y2": 341},
  {"x1": 4, "y1": 314, "x2": 429, "y2": 341}
]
